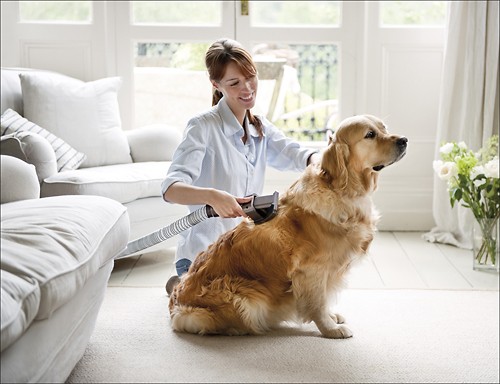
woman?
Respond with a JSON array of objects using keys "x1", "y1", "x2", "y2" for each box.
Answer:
[{"x1": 162, "y1": 38, "x2": 319, "y2": 294}]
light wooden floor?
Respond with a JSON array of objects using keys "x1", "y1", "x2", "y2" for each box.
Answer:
[{"x1": 109, "y1": 231, "x2": 499, "y2": 291}]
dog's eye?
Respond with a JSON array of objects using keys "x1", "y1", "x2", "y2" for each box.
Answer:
[{"x1": 365, "y1": 130, "x2": 376, "y2": 139}]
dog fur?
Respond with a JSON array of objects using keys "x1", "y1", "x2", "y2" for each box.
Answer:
[{"x1": 169, "y1": 114, "x2": 407, "y2": 338}]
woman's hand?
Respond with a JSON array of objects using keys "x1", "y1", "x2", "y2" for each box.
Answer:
[
  {"x1": 208, "y1": 190, "x2": 253, "y2": 218},
  {"x1": 164, "y1": 182, "x2": 253, "y2": 219}
]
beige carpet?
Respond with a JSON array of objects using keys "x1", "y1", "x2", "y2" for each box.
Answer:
[{"x1": 67, "y1": 287, "x2": 499, "y2": 383}]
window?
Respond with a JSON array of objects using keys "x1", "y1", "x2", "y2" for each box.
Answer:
[
  {"x1": 131, "y1": 1, "x2": 221, "y2": 26},
  {"x1": 250, "y1": 1, "x2": 340, "y2": 27},
  {"x1": 252, "y1": 43, "x2": 339, "y2": 141},
  {"x1": 129, "y1": 1, "x2": 341, "y2": 141},
  {"x1": 19, "y1": 1, "x2": 92, "y2": 23},
  {"x1": 123, "y1": 1, "x2": 446, "y2": 142},
  {"x1": 134, "y1": 42, "x2": 213, "y2": 130},
  {"x1": 380, "y1": 1, "x2": 447, "y2": 26}
]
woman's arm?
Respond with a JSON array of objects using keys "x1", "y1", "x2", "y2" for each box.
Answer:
[
  {"x1": 263, "y1": 119, "x2": 318, "y2": 171},
  {"x1": 164, "y1": 182, "x2": 251, "y2": 218}
]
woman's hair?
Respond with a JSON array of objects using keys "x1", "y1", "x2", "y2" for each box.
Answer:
[{"x1": 205, "y1": 38, "x2": 263, "y2": 136}]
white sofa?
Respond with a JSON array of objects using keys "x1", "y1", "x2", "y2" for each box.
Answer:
[
  {"x1": 0, "y1": 67, "x2": 188, "y2": 254},
  {"x1": 0, "y1": 155, "x2": 130, "y2": 382}
]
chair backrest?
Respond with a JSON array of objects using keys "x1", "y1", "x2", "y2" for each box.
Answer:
[{"x1": 254, "y1": 59, "x2": 286, "y2": 121}]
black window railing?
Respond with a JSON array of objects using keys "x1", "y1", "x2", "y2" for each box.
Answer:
[{"x1": 254, "y1": 43, "x2": 339, "y2": 141}]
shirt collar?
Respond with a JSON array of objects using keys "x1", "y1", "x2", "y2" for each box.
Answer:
[
  {"x1": 218, "y1": 97, "x2": 260, "y2": 138},
  {"x1": 246, "y1": 120, "x2": 260, "y2": 138}
]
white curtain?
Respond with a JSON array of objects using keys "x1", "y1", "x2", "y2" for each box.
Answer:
[{"x1": 423, "y1": 1, "x2": 499, "y2": 248}]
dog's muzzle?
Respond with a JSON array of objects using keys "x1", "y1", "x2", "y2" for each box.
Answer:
[
  {"x1": 397, "y1": 137, "x2": 408, "y2": 153},
  {"x1": 373, "y1": 136, "x2": 408, "y2": 172},
  {"x1": 396, "y1": 137, "x2": 408, "y2": 160}
]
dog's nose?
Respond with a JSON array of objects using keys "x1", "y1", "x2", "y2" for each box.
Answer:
[{"x1": 397, "y1": 137, "x2": 408, "y2": 149}]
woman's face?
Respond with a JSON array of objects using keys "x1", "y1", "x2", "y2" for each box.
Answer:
[{"x1": 213, "y1": 61, "x2": 258, "y2": 121}]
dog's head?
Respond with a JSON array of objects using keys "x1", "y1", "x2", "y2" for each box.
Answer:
[{"x1": 321, "y1": 115, "x2": 407, "y2": 194}]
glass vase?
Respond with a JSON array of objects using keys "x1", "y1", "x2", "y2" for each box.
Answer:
[{"x1": 472, "y1": 218, "x2": 499, "y2": 272}]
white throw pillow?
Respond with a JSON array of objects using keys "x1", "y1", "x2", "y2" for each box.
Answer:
[
  {"x1": 1, "y1": 108, "x2": 85, "y2": 172},
  {"x1": 19, "y1": 72, "x2": 132, "y2": 168}
]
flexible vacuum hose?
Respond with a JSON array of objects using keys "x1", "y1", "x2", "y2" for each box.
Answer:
[{"x1": 117, "y1": 205, "x2": 217, "y2": 259}]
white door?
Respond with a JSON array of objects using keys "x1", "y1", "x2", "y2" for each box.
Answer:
[{"x1": 362, "y1": 2, "x2": 445, "y2": 229}]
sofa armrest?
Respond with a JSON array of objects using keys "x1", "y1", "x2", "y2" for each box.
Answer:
[
  {"x1": 1, "y1": 155, "x2": 40, "y2": 203},
  {"x1": 125, "y1": 124, "x2": 182, "y2": 162},
  {"x1": 0, "y1": 131, "x2": 57, "y2": 183}
]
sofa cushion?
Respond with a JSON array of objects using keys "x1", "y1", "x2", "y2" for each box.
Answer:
[
  {"x1": 41, "y1": 161, "x2": 171, "y2": 204},
  {"x1": 125, "y1": 124, "x2": 182, "y2": 162},
  {"x1": 1, "y1": 132, "x2": 58, "y2": 182},
  {"x1": 0, "y1": 195, "x2": 129, "y2": 352},
  {"x1": 1, "y1": 108, "x2": 86, "y2": 172},
  {"x1": 0, "y1": 155, "x2": 40, "y2": 203},
  {"x1": 19, "y1": 72, "x2": 132, "y2": 168}
]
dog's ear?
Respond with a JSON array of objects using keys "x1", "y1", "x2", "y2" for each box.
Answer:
[{"x1": 321, "y1": 141, "x2": 349, "y2": 189}]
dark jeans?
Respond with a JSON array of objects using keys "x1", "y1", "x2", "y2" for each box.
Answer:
[{"x1": 175, "y1": 258, "x2": 192, "y2": 276}]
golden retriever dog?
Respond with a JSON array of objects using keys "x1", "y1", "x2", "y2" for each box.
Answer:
[{"x1": 169, "y1": 114, "x2": 407, "y2": 338}]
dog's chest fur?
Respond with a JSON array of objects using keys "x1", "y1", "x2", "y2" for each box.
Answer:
[{"x1": 282, "y1": 165, "x2": 379, "y2": 265}]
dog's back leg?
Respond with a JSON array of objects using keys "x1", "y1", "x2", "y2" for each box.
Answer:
[
  {"x1": 170, "y1": 303, "x2": 258, "y2": 336},
  {"x1": 170, "y1": 305, "x2": 219, "y2": 335}
]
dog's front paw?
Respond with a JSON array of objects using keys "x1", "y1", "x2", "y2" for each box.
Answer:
[
  {"x1": 330, "y1": 313, "x2": 346, "y2": 324},
  {"x1": 321, "y1": 324, "x2": 353, "y2": 339}
]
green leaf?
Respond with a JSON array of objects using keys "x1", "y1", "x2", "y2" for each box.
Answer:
[{"x1": 453, "y1": 188, "x2": 462, "y2": 201}]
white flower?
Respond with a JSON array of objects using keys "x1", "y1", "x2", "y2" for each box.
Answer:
[
  {"x1": 484, "y1": 157, "x2": 499, "y2": 178},
  {"x1": 433, "y1": 160, "x2": 443, "y2": 173},
  {"x1": 440, "y1": 142, "x2": 454, "y2": 155},
  {"x1": 434, "y1": 160, "x2": 457, "y2": 180},
  {"x1": 471, "y1": 165, "x2": 485, "y2": 180},
  {"x1": 474, "y1": 178, "x2": 486, "y2": 188},
  {"x1": 458, "y1": 141, "x2": 467, "y2": 150}
]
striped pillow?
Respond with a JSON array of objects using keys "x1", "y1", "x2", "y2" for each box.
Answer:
[{"x1": 1, "y1": 108, "x2": 86, "y2": 172}]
